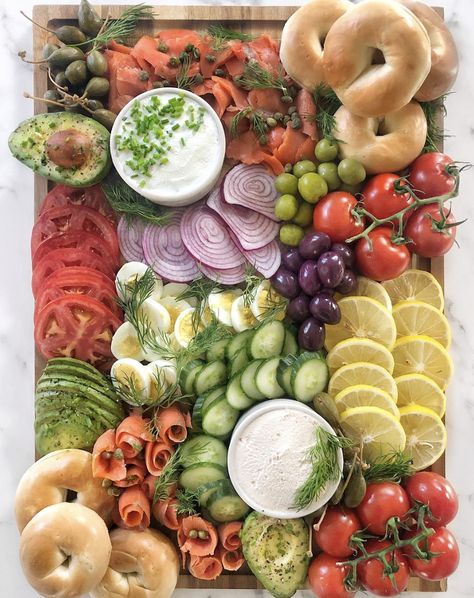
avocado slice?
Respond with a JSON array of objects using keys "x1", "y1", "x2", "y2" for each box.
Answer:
[
  {"x1": 42, "y1": 365, "x2": 118, "y2": 398},
  {"x1": 44, "y1": 359, "x2": 115, "y2": 387},
  {"x1": 35, "y1": 412, "x2": 104, "y2": 456},
  {"x1": 8, "y1": 112, "x2": 111, "y2": 187},
  {"x1": 241, "y1": 512, "x2": 309, "y2": 598}
]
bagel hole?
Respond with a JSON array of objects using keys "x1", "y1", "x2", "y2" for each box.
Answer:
[
  {"x1": 66, "y1": 489, "x2": 78, "y2": 502},
  {"x1": 376, "y1": 119, "x2": 389, "y2": 136},
  {"x1": 60, "y1": 550, "x2": 72, "y2": 568},
  {"x1": 370, "y1": 48, "x2": 386, "y2": 65}
]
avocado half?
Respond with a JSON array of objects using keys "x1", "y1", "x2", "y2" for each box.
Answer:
[{"x1": 9, "y1": 112, "x2": 111, "y2": 187}]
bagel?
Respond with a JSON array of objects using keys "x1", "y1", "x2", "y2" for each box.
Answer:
[
  {"x1": 334, "y1": 101, "x2": 427, "y2": 174},
  {"x1": 19, "y1": 502, "x2": 111, "y2": 598},
  {"x1": 90, "y1": 528, "x2": 180, "y2": 598},
  {"x1": 279, "y1": 0, "x2": 353, "y2": 91},
  {"x1": 15, "y1": 449, "x2": 115, "y2": 532},
  {"x1": 323, "y1": 0, "x2": 431, "y2": 117},
  {"x1": 397, "y1": 0, "x2": 458, "y2": 101}
]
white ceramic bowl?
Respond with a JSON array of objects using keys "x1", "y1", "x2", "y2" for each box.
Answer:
[
  {"x1": 228, "y1": 399, "x2": 343, "y2": 519},
  {"x1": 110, "y1": 88, "x2": 226, "y2": 207}
]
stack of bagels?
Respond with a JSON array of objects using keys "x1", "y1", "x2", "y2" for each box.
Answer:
[
  {"x1": 15, "y1": 449, "x2": 179, "y2": 598},
  {"x1": 280, "y1": 0, "x2": 458, "y2": 174}
]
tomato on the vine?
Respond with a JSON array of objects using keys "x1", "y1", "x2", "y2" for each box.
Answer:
[
  {"x1": 403, "y1": 526, "x2": 460, "y2": 581},
  {"x1": 357, "y1": 539, "x2": 410, "y2": 597},
  {"x1": 362, "y1": 173, "x2": 415, "y2": 223},
  {"x1": 308, "y1": 553, "x2": 355, "y2": 598},
  {"x1": 405, "y1": 204, "x2": 457, "y2": 258},
  {"x1": 355, "y1": 227, "x2": 411, "y2": 282},
  {"x1": 313, "y1": 506, "x2": 361, "y2": 557},
  {"x1": 408, "y1": 152, "x2": 457, "y2": 199},
  {"x1": 404, "y1": 472, "x2": 458, "y2": 528},
  {"x1": 356, "y1": 482, "x2": 411, "y2": 536},
  {"x1": 312, "y1": 191, "x2": 366, "y2": 243}
]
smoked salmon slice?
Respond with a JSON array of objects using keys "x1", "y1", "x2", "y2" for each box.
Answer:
[
  {"x1": 107, "y1": 39, "x2": 132, "y2": 54},
  {"x1": 116, "y1": 486, "x2": 151, "y2": 531},
  {"x1": 141, "y1": 474, "x2": 159, "y2": 500},
  {"x1": 131, "y1": 36, "x2": 178, "y2": 81},
  {"x1": 114, "y1": 456, "x2": 147, "y2": 488},
  {"x1": 188, "y1": 555, "x2": 223, "y2": 580},
  {"x1": 248, "y1": 88, "x2": 288, "y2": 115},
  {"x1": 156, "y1": 29, "x2": 202, "y2": 55},
  {"x1": 179, "y1": 515, "x2": 219, "y2": 556},
  {"x1": 116, "y1": 414, "x2": 152, "y2": 459},
  {"x1": 144, "y1": 440, "x2": 174, "y2": 476},
  {"x1": 227, "y1": 130, "x2": 284, "y2": 175},
  {"x1": 116, "y1": 67, "x2": 150, "y2": 97},
  {"x1": 295, "y1": 136, "x2": 317, "y2": 161},
  {"x1": 104, "y1": 49, "x2": 140, "y2": 114},
  {"x1": 217, "y1": 521, "x2": 242, "y2": 551},
  {"x1": 296, "y1": 89, "x2": 318, "y2": 140},
  {"x1": 155, "y1": 405, "x2": 190, "y2": 444},
  {"x1": 92, "y1": 429, "x2": 126, "y2": 482},
  {"x1": 225, "y1": 56, "x2": 246, "y2": 78},
  {"x1": 216, "y1": 545, "x2": 245, "y2": 571},
  {"x1": 274, "y1": 125, "x2": 309, "y2": 166},
  {"x1": 152, "y1": 497, "x2": 181, "y2": 531},
  {"x1": 246, "y1": 34, "x2": 281, "y2": 73},
  {"x1": 211, "y1": 76, "x2": 249, "y2": 110},
  {"x1": 267, "y1": 126, "x2": 286, "y2": 152}
]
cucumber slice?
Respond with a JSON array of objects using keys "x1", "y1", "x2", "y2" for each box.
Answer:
[
  {"x1": 179, "y1": 359, "x2": 205, "y2": 395},
  {"x1": 290, "y1": 352, "x2": 329, "y2": 403},
  {"x1": 197, "y1": 479, "x2": 228, "y2": 508},
  {"x1": 240, "y1": 360, "x2": 265, "y2": 400},
  {"x1": 191, "y1": 386, "x2": 225, "y2": 431},
  {"x1": 255, "y1": 358, "x2": 285, "y2": 399},
  {"x1": 191, "y1": 395, "x2": 206, "y2": 431},
  {"x1": 226, "y1": 329, "x2": 254, "y2": 361},
  {"x1": 194, "y1": 361, "x2": 227, "y2": 395},
  {"x1": 206, "y1": 338, "x2": 230, "y2": 362},
  {"x1": 229, "y1": 346, "x2": 250, "y2": 378},
  {"x1": 282, "y1": 327, "x2": 298, "y2": 356},
  {"x1": 207, "y1": 481, "x2": 250, "y2": 522},
  {"x1": 202, "y1": 395, "x2": 239, "y2": 439},
  {"x1": 277, "y1": 355, "x2": 297, "y2": 397},
  {"x1": 226, "y1": 373, "x2": 254, "y2": 410},
  {"x1": 180, "y1": 435, "x2": 228, "y2": 468},
  {"x1": 179, "y1": 463, "x2": 227, "y2": 491},
  {"x1": 249, "y1": 320, "x2": 285, "y2": 359}
]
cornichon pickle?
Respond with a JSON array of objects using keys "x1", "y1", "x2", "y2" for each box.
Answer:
[
  {"x1": 65, "y1": 60, "x2": 88, "y2": 86},
  {"x1": 54, "y1": 25, "x2": 87, "y2": 45},
  {"x1": 85, "y1": 77, "x2": 110, "y2": 98},
  {"x1": 42, "y1": 43, "x2": 59, "y2": 59},
  {"x1": 343, "y1": 467, "x2": 367, "y2": 508},
  {"x1": 92, "y1": 109, "x2": 116, "y2": 130},
  {"x1": 86, "y1": 50, "x2": 108, "y2": 76},
  {"x1": 78, "y1": 0, "x2": 103, "y2": 36},
  {"x1": 313, "y1": 392, "x2": 340, "y2": 429},
  {"x1": 48, "y1": 47, "x2": 85, "y2": 69}
]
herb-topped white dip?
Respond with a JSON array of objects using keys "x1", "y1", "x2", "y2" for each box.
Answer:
[{"x1": 111, "y1": 88, "x2": 225, "y2": 206}]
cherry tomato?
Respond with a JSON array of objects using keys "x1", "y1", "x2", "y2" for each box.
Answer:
[
  {"x1": 312, "y1": 192, "x2": 366, "y2": 243},
  {"x1": 403, "y1": 527, "x2": 460, "y2": 581},
  {"x1": 356, "y1": 482, "x2": 411, "y2": 536},
  {"x1": 313, "y1": 506, "x2": 361, "y2": 557},
  {"x1": 358, "y1": 539, "x2": 410, "y2": 596},
  {"x1": 308, "y1": 553, "x2": 355, "y2": 598},
  {"x1": 362, "y1": 173, "x2": 415, "y2": 223},
  {"x1": 405, "y1": 204, "x2": 457, "y2": 258},
  {"x1": 355, "y1": 227, "x2": 411, "y2": 282},
  {"x1": 408, "y1": 152, "x2": 457, "y2": 199},
  {"x1": 39, "y1": 184, "x2": 117, "y2": 223},
  {"x1": 404, "y1": 472, "x2": 458, "y2": 528}
]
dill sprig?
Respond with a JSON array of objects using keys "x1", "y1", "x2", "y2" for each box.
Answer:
[
  {"x1": 311, "y1": 84, "x2": 342, "y2": 141},
  {"x1": 101, "y1": 180, "x2": 171, "y2": 226},
  {"x1": 86, "y1": 5, "x2": 153, "y2": 49},
  {"x1": 292, "y1": 428, "x2": 352, "y2": 511},
  {"x1": 176, "y1": 52, "x2": 203, "y2": 90},
  {"x1": 153, "y1": 447, "x2": 182, "y2": 504},
  {"x1": 176, "y1": 488, "x2": 201, "y2": 516},
  {"x1": 111, "y1": 371, "x2": 150, "y2": 407},
  {"x1": 420, "y1": 95, "x2": 449, "y2": 153},
  {"x1": 207, "y1": 24, "x2": 255, "y2": 52},
  {"x1": 230, "y1": 107, "x2": 268, "y2": 142},
  {"x1": 242, "y1": 268, "x2": 263, "y2": 308},
  {"x1": 236, "y1": 60, "x2": 288, "y2": 95},
  {"x1": 186, "y1": 316, "x2": 233, "y2": 359},
  {"x1": 363, "y1": 451, "x2": 414, "y2": 484},
  {"x1": 176, "y1": 276, "x2": 221, "y2": 331}
]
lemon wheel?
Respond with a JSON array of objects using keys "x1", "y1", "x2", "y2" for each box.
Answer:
[
  {"x1": 382, "y1": 270, "x2": 444, "y2": 311},
  {"x1": 392, "y1": 300, "x2": 451, "y2": 348},
  {"x1": 399, "y1": 405, "x2": 447, "y2": 470},
  {"x1": 327, "y1": 338, "x2": 395, "y2": 375},
  {"x1": 328, "y1": 362, "x2": 398, "y2": 401},
  {"x1": 395, "y1": 373, "x2": 446, "y2": 418},
  {"x1": 335, "y1": 385, "x2": 399, "y2": 418}
]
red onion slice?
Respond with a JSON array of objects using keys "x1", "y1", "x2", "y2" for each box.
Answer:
[
  {"x1": 222, "y1": 164, "x2": 279, "y2": 221},
  {"x1": 142, "y1": 210, "x2": 200, "y2": 282},
  {"x1": 229, "y1": 229, "x2": 281, "y2": 278},
  {"x1": 117, "y1": 216, "x2": 146, "y2": 262},
  {"x1": 206, "y1": 187, "x2": 279, "y2": 250},
  {"x1": 180, "y1": 205, "x2": 246, "y2": 269},
  {"x1": 199, "y1": 262, "x2": 247, "y2": 285}
]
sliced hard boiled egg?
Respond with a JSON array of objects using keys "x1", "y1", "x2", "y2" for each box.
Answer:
[
  {"x1": 137, "y1": 298, "x2": 171, "y2": 333},
  {"x1": 208, "y1": 289, "x2": 242, "y2": 327},
  {"x1": 159, "y1": 296, "x2": 193, "y2": 330},
  {"x1": 111, "y1": 322, "x2": 145, "y2": 361},
  {"x1": 115, "y1": 262, "x2": 163, "y2": 300},
  {"x1": 231, "y1": 294, "x2": 258, "y2": 332},
  {"x1": 161, "y1": 282, "x2": 197, "y2": 307},
  {"x1": 147, "y1": 359, "x2": 178, "y2": 386},
  {"x1": 174, "y1": 307, "x2": 206, "y2": 348},
  {"x1": 110, "y1": 358, "x2": 152, "y2": 399},
  {"x1": 251, "y1": 280, "x2": 285, "y2": 321}
]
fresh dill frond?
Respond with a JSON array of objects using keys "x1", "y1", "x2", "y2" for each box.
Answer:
[
  {"x1": 230, "y1": 107, "x2": 268, "y2": 141},
  {"x1": 420, "y1": 95, "x2": 449, "y2": 153},
  {"x1": 110, "y1": 372, "x2": 150, "y2": 407},
  {"x1": 185, "y1": 316, "x2": 233, "y2": 359},
  {"x1": 153, "y1": 447, "x2": 182, "y2": 504},
  {"x1": 176, "y1": 488, "x2": 201, "y2": 516},
  {"x1": 242, "y1": 268, "x2": 263, "y2": 308},
  {"x1": 236, "y1": 60, "x2": 288, "y2": 95},
  {"x1": 101, "y1": 179, "x2": 171, "y2": 226},
  {"x1": 363, "y1": 451, "x2": 414, "y2": 484},
  {"x1": 85, "y1": 5, "x2": 153, "y2": 49},
  {"x1": 311, "y1": 84, "x2": 342, "y2": 141},
  {"x1": 176, "y1": 276, "x2": 221, "y2": 331},
  {"x1": 176, "y1": 52, "x2": 203, "y2": 90},
  {"x1": 207, "y1": 24, "x2": 255, "y2": 52}
]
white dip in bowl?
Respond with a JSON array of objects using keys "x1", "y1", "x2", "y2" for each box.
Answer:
[
  {"x1": 110, "y1": 88, "x2": 225, "y2": 206},
  {"x1": 228, "y1": 400, "x2": 343, "y2": 519}
]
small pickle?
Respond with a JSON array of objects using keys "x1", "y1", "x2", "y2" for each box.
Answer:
[
  {"x1": 78, "y1": 0, "x2": 103, "y2": 36},
  {"x1": 54, "y1": 25, "x2": 87, "y2": 45},
  {"x1": 42, "y1": 43, "x2": 59, "y2": 60},
  {"x1": 86, "y1": 50, "x2": 108, "y2": 76},
  {"x1": 48, "y1": 47, "x2": 85, "y2": 69},
  {"x1": 85, "y1": 77, "x2": 110, "y2": 98},
  {"x1": 92, "y1": 109, "x2": 116, "y2": 130},
  {"x1": 312, "y1": 392, "x2": 340, "y2": 429},
  {"x1": 65, "y1": 60, "x2": 88, "y2": 86},
  {"x1": 343, "y1": 466, "x2": 367, "y2": 508}
]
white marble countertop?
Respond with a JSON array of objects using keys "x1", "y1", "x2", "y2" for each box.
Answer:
[{"x1": 1, "y1": 0, "x2": 473, "y2": 596}]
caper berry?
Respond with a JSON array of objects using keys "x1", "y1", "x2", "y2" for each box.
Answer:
[
  {"x1": 55, "y1": 25, "x2": 87, "y2": 45},
  {"x1": 65, "y1": 60, "x2": 88, "y2": 86},
  {"x1": 78, "y1": 0, "x2": 103, "y2": 36},
  {"x1": 48, "y1": 47, "x2": 85, "y2": 69},
  {"x1": 44, "y1": 89, "x2": 61, "y2": 102},
  {"x1": 85, "y1": 98, "x2": 104, "y2": 111},
  {"x1": 92, "y1": 109, "x2": 116, "y2": 131},
  {"x1": 55, "y1": 71, "x2": 69, "y2": 88},
  {"x1": 86, "y1": 50, "x2": 108, "y2": 77},
  {"x1": 85, "y1": 76, "x2": 110, "y2": 98},
  {"x1": 42, "y1": 43, "x2": 59, "y2": 60}
]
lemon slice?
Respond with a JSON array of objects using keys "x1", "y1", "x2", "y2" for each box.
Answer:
[
  {"x1": 328, "y1": 362, "x2": 398, "y2": 401},
  {"x1": 392, "y1": 300, "x2": 451, "y2": 348},
  {"x1": 340, "y1": 406, "x2": 406, "y2": 462},
  {"x1": 327, "y1": 338, "x2": 394, "y2": 375},
  {"x1": 395, "y1": 374, "x2": 446, "y2": 418},
  {"x1": 392, "y1": 335, "x2": 453, "y2": 390},
  {"x1": 335, "y1": 277, "x2": 392, "y2": 311},
  {"x1": 382, "y1": 270, "x2": 444, "y2": 311},
  {"x1": 325, "y1": 296, "x2": 397, "y2": 351},
  {"x1": 399, "y1": 405, "x2": 447, "y2": 470},
  {"x1": 335, "y1": 385, "x2": 399, "y2": 418}
]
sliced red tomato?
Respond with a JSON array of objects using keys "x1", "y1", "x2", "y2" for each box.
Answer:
[
  {"x1": 32, "y1": 248, "x2": 116, "y2": 298},
  {"x1": 35, "y1": 266, "x2": 121, "y2": 318},
  {"x1": 39, "y1": 184, "x2": 116, "y2": 223},
  {"x1": 34, "y1": 294, "x2": 121, "y2": 371},
  {"x1": 31, "y1": 205, "x2": 119, "y2": 260}
]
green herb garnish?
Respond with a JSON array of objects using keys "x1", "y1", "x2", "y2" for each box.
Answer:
[
  {"x1": 101, "y1": 179, "x2": 171, "y2": 226},
  {"x1": 207, "y1": 24, "x2": 255, "y2": 52},
  {"x1": 176, "y1": 488, "x2": 201, "y2": 516},
  {"x1": 363, "y1": 451, "x2": 414, "y2": 484},
  {"x1": 86, "y1": 5, "x2": 153, "y2": 49},
  {"x1": 420, "y1": 94, "x2": 449, "y2": 153},
  {"x1": 153, "y1": 447, "x2": 182, "y2": 504},
  {"x1": 311, "y1": 84, "x2": 342, "y2": 142},
  {"x1": 236, "y1": 60, "x2": 288, "y2": 96},
  {"x1": 230, "y1": 107, "x2": 268, "y2": 143}
]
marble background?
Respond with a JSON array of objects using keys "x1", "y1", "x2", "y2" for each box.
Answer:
[{"x1": 0, "y1": 0, "x2": 473, "y2": 595}]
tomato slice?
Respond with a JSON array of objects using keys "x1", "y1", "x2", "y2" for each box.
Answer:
[
  {"x1": 32, "y1": 248, "x2": 116, "y2": 298},
  {"x1": 34, "y1": 294, "x2": 121, "y2": 371},
  {"x1": 32, "y1": 230, "x2": 119, "y2": 271},
  {"x1": 35, "y1": 266, "x2": 122, "y2": 318},
  {"x1": 39, "y1": 184, "x2": 116, "y2": 223},
  {"x1": 31, "y1": 205, "x2": 119, "y2": 260}
]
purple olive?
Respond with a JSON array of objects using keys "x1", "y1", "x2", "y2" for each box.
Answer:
[
  {"x1": 298, "y1": 317, "x2": 325, "y2": 351},
  {"x1": 336, "y1": 269, "x2": 358, "y2": 294},
  {"x1": 271, "y1": 267, "x2": 300, "y2": 299},
  {"x1": 299, "y1": 231, "x2": 332, "y2": 260},
  {"x1": 298, "y1": 260, "x2": 322, "y2": 296},
  {"x1": 317, "y1": 251, "x2": 345, "y2": 288},
  {"x1": 287, "y1": 294, "x2": 311, "y2": 323},
  {"x1": 330, "y1": 243, "x2": 354, "y2": 267},
  {"x1": 309, "y1": 292, "x2": 341, "y2": 324},
  {"x1": 281, "y1": 247, "x2": 304, "y2": 273}
]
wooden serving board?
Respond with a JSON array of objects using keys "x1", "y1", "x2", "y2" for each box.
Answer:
[{"x1": 31, "y1": 4, "x2": 447, "y2": 593}]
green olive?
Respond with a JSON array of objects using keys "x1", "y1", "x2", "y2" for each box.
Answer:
[
  {"x1": 274, "y1": 173, "x2": 298, "y2": 195},
  {"x1": 279, "y1": 223, "x2": 305, "y2": 247},
  {"x1": 317, "y1": 162, "x2": 342, "y2": 191},
  {"x1": 339, "y1": 182, "x2": 364, "y2": 196},
  {"x1": 312, "y1": 392, "x2": 340, "y2": 429},
  {"x1": 85, "y1": 77, "x2": 110, "y2": 98},
  {"x1": 315, "y1": 138, "x2": 339, "y2": 162},
  {"x1": 293, "y1": 201, "x2": 314, "y2": 228},
  {"x1": 92, "y1": 109, "x2": 116, "y2": 131},
  {"x1": 42, "y1": 43, "x2": 59, "y2": 60},
  {"x1": 293, "y1": 160, "x2": 317, "y2": 178},
  {"x1": 86, "y1": 50, "x2": 108, "y2": 76},
  {"x1": 54, "y1": 71, "x2": 69, "y2": 88},
  {"x1": 65, "y1": 60, "x2": 88, "y2": 86},
  {"x1": 48, "y1": 47, "x2": 85, "y2": 69},
  {"x1": 275, "y1": 194, "x2": 298, "y2": 221},
  {"x1": 78, "y1": 0, "x2": 103, "y2": 36},
  {"x1": 85, "y1": 98, "x2": 104, "y2": 111},
  {"x1": 343, "y1": 467, "x2": 367, "y2": 508},
  {"x1": 55, "y1": 25, "x2": 87, "y2": 45},
  {"x1": 298, "y1": 172, "x2": 328, "y2": 204},
  {"x1": 338, "y1": 158, "x2": 367, "y2": 186}
]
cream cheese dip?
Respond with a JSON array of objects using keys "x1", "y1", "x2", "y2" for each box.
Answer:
[
  {"x1": 110, "y1": 88, "x2": 225, "y2": 206},
  {"x1": 228, "y1": 400, "x2": 343, "y2": 519}
]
